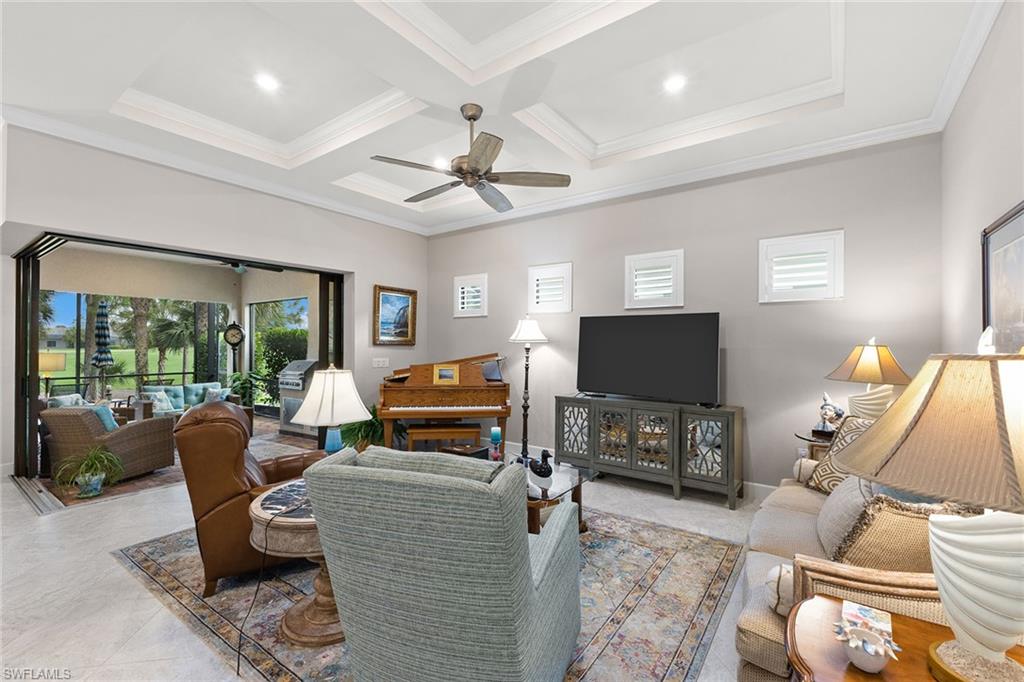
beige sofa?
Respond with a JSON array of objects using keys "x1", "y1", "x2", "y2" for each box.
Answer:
[{"x1": 735, "y1": 458, "x2": 949, "y2": 681}]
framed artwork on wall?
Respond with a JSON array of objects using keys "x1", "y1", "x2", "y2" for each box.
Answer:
[
  {"x1": 982, "y1": 200, "x2": 1024, "y2": 353},
  {"x1": 373, "y1": 284, "x2": 417, "y2": 346}
]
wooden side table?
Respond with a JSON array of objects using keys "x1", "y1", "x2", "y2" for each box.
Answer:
[
  {"x1": 786, "y1": 595, "x2": 1024, "y2": 681},
  {"x1": 249, "y1": 478, "x2": 344, "y2": 648}
]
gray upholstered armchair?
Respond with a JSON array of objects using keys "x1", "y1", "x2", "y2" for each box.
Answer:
[{"x1": 304, "y1": 447, "x2": 581, "y2": 682}]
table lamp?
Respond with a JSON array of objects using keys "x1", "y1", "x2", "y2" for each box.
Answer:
[
  {"x1": 291, "y1": 365, "x2": 371, "y2": 454},
  {"x1": 509, "y1": 316, "x2": 548, "y2": 458},
  {"x1": 826, "y1": 337, "x2": 912, "y2": 419},
  {"x1": 38, "y1": 352, "x2": 67, "y2": 397},
  {"x1": 832, "y1": 352, "x2": 1024, "y2": 681}
]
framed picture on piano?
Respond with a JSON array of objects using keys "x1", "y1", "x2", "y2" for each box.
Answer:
[{"x1": 373, "y1": 284, "x2": 418, "y2": 346}]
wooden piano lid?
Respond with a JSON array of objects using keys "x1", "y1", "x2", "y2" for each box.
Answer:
[{"x1": 385, "y1": 353, "x2": 504, "y2": 385}]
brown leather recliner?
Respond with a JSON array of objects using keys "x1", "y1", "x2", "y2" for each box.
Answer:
[{"x1": 173, "y1": 401, "x2": 324, "y2": 597}]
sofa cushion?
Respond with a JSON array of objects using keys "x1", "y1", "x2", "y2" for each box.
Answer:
[
  {"x1": 806, "y1": 417, "x2": 874, "y2": 494},
  {"x1": 761, "y1": 480, "x2": 827, "y2": 516},
  {"x1": 142, "y1": 391, "x2": 175, "y2": 414},
  {"x1": 47, "y1": 393, "x2": 89, "y2": 408},
  {"x1": 748, "y1": 508, "x2": 826, "y2": 559},
  {"x1": 735, "y1": 582, "x2": 790, "y2": 677},
  {"x1": 183, "y1": 382, "x2": 221, "y2": 407},
  {"x1": 816, "y1": 475, "x2": 876, "y2": 557},
  {"x1": 144, "y1": 385, "x2": 183, "y2": 410}
]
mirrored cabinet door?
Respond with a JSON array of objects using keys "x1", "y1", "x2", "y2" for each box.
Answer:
[
  {"x1": 684, "y1": 414, "x2": 728, "y2": 483},
  {"x1": 596, "y1": 405, "x2": 630, "y2": 467}
]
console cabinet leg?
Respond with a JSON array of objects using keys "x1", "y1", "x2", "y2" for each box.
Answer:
[{"x1": 672, "y1": 479, "x2": 682, "y2": 500}]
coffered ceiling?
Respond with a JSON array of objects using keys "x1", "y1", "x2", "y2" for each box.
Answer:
[{"x1": 0, "y1": 1, "x2": 1001, "y2": 235}]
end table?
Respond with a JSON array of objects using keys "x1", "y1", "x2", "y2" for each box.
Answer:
[{"x1": 785, "y1": 595, "x2": 1024, "y2": 681}]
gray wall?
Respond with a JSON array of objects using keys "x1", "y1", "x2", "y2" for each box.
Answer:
[
  {"x1": 940, "y1": 2, "x2": 1024, "y2": 352},
  {"x1": 428, "y1": 137, "x2": 943, "y2": 486},
  {"x1": 1, "y1": 127, "x2": 432, "y2": 474}
]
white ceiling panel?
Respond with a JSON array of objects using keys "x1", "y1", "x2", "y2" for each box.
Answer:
[{"x1": 0, "y1": 0, "x2": 997, "y2": 235}]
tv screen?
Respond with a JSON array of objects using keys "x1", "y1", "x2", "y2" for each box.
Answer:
[{"x1": 576, "y1": 313, "x2": 719, "y2": 404}]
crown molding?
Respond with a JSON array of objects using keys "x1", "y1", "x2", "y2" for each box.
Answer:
[
  {"x1": 332, "y1": 172, "x2": 476, "y2": 212},
  {"x1": 110, "y1": 87, "x2": 428, "y2": 169},
  {"x1": 515, "y1": 1, "x2": 846, "y2": 169},
  {"x1": 2, "y1": 106, "x2": 430, "y2": 236},
  {"x1": 355, "y1": 0, "x2": 657, "y2": 86},
  {"x1": 427, "y1": 115, "x2": 943, "y2": 235},
  {"x1": 928, "y1": 0, "x2": 1003, "y2": 127}
]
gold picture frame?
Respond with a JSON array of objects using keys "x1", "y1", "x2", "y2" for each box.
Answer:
[
  {"x1": 433, "y1": 364, "x2": 460, "y2": 385},
  {"x1": 373, "y1": 284, "x2": 417, "y2": 346}
]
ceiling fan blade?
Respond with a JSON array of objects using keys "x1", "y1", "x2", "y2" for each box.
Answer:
[
  {"x1": 467, "y1": 133, "x2": 503, "y2": 174},
  {"x1": 371, "y1": 155, "x2": 454, "y2": 176},
  {"x1": 474, "y1": 181, "x2": 513, "y2": 213},
  {"x1": 405, "y1": 180, "x2": 462, "y2": 203},
  {"x1": 486, "y1": 171, "x2": 571, "y2": 188}
]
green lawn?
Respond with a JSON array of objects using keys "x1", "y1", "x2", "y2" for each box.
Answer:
[{"x1": 40, "y1": 347, "x2": 194, "y2": 390}]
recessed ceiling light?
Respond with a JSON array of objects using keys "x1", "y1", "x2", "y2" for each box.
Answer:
[
  {"x1": 254, "y1": 72, "x2": 281, "y2": 93},
  {"x1": 432, "y1": 156, "x2": 448, "y2": 170},
  {"x1": 662, "y1": 74, "x2": 687, "y2": 95}
]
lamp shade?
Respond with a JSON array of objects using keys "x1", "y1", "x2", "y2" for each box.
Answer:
[
  {"x1": 826, "y1": 338, "x2": 912, "y2": 385},
  {"x1": 290, "y1": 366, "x2": 371, "y2": 427},
  {"x1": 38, "y1": 352, "x2": 66, "y2": 373},
  {"x1": 833, "y1": 354, "x2": 1024, "y2": 513},
  {"x1": 509, "y1": 318, "x2": 548, "y2": 344}
]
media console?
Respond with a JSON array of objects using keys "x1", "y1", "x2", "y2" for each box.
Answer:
[{"x1": 555, "y1": 395, "x2": 743, "y2": 509}]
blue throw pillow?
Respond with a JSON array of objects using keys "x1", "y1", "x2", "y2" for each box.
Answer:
[{"x1": 91, "y1": 405, "x2": 119, "y2": 432}]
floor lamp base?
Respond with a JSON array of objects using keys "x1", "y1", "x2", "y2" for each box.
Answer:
[{"x1": 928, "y1": 641, "x2": 1024, "y2": 682}]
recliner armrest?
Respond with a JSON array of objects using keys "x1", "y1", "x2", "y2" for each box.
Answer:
[{"x1": 259, "y1": 450, "x2": 327, "y2": 483}]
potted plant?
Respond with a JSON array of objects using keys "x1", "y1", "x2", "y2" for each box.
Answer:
[
  {"x1": 228, "y1": 371, "x2": 266, "y2": 407},
  {"x1": 340, "y1": 404, "x2": 406, "y2": 451},
  {"x1": 53, "y1": 446, "x2": 125, "y2": 498}
]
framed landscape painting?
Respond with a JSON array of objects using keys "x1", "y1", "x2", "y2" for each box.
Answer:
[
  {"x1": 373, "y1": 284, "x2": 417, "y2": 346},
  {"x1": 983, "y1": 200, "x2": 1024, "y2": 353}
]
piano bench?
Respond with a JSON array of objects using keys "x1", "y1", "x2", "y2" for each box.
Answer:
[{"x1": 406, "y1": 423, "x2": 482, "y2": 452}]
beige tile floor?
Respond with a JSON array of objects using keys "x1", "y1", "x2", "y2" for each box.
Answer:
[{"x1": 1, "y1": 473, "x2": 763, "y2": 681}]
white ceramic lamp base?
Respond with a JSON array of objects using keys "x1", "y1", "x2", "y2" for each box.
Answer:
[{"x1": 927, "y1": 511, "x2": 1024, "y2": 681}]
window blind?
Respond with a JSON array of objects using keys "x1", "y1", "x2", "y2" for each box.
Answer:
[
  {"x1": 769, "y1": 250, "x2": 829, "y2": 292},
  {"x1": 632, "y1": 263, "x2": 675, "y2": 300},
  {"x1": 457, "y1": 284, "x2": 483, "y2": 312},
  {"x1": 534, "y1": 275, "x2": 565, "y2": 305}
]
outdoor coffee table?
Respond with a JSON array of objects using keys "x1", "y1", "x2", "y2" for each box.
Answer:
[
  {"x1": 249, "y1": 478, "x2": 344, "y2": 648},
  {"x1": 526, "y1": 461, "x2": 595, "y2": 535}
]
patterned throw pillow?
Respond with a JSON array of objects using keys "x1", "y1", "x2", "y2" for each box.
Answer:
[
  {"x1": 142, "y1": 390, "x2": 174, "y2": 413},
  {"x1": 47, "y1": 393, "x2": 88, "y2": 408},
  {"x1": 833, "y1": 496, "x2": 980, "y2": 572},
  {"x1": 806, "y1": 416, "x2": 875, "y2": 494},
  {"x1": 204, "y1": 387, "x2": 226, "y2": 403}
]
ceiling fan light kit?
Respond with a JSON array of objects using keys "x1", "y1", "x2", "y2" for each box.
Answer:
[{"x1": 371, "y1": 103, "x2": 571, "y2": 214}]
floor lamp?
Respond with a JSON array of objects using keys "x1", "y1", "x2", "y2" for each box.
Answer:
[{"x1": 509, "y1": 317, "x2": 547, "y2": 458}]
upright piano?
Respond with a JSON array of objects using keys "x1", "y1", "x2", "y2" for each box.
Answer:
[{"x1": 378, "y1": 353, "x2": 511, "y2": 452}]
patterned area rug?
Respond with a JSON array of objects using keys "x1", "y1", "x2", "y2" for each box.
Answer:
[
  {"x1": 43, "y1": 439, "x2": 310, "y2": 508},
  {"x1": 116, "y1": 510, "x2": 743, "y2": 681}
]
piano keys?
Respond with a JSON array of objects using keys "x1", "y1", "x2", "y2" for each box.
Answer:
[{"x1": 378, "y1": 353, "x2": 511, "y2": 452}]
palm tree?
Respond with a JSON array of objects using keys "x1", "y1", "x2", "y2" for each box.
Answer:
[
  {"x1": 130, "y1": 298, "x2": 151, "y2": 391},
  {"x1": 152, "y1": 301, "x2": 195, "y2": 384},
  {"x1": 38, "y1": 290, "x2": 55, "y2": 343}
]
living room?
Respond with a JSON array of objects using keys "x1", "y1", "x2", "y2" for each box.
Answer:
[{"x1": 2, "y1": 2, "x2": 1023, "y2": 681}]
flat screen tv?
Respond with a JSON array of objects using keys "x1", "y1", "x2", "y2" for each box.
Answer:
[{"x1": 576, "y1": 312, "x2": 719, "y2": 404}]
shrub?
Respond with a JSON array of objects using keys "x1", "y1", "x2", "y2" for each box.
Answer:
[{"x1": 259, "y1": 327, "x2": 308, "y2": 403}]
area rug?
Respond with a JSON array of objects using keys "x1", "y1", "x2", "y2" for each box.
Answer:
[
  {"x1": 43, "y1": 439, "x2": 310, "y2": 508},
  {"x1": 116, "y1": 510, "x2": 743, "y2": 681}
]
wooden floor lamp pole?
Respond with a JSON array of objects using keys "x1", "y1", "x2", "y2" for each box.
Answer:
[{"x1": 520, "y1": 343, "x2": 531, "y2": 458}]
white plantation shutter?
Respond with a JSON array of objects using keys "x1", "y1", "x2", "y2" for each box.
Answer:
[
  {"x1": 625, "y1": 250, "x2": 684, "y2": 308},
  {"x1": 759, "y1": 230, "x2": 844, "y2": 302},
  {"x1": 453, "y1": 273, "x2": 487, "y2": 317},
  {"x1": 527, "y1": 263, "x2": 572, "y2": 313}
]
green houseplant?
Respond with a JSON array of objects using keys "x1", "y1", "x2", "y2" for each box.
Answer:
[
  {"x1": 53, "y1": 446, "x2": 125, "y2": 498},
  {"x1": 340, "y1": 404, "x2": 406, "y2": 450},
  {"x1": 228, "y1": 370, "x2": 266, "y2": 407}
]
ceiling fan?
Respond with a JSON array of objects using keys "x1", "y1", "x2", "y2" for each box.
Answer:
[{"x1": 371, "y1": 103, "x2": 571, "y2": 213}]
